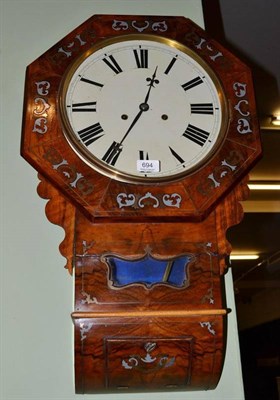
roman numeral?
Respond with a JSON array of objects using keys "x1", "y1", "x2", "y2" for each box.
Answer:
[
  {"x1": 133, "y1": 48, "x2": 148, "y2": 68},
  {"x1": 183, "y1": 124, "x2": 210, "y2": 146},
  {"x1": 164, "y1": 57, "x2": 177, "y2": 75},
  {"x1": 77, "y1": 123, "x2": 104, "y2": 146},
  {"x1": 102, "y1": 141, "x2": 122, "y2": 165},
  {"x1": 182, "y1": 76, "x2": 203, "y2": 91},
  {"x1": 102, "y1": 55, "x2": 123, "y2": 74},
  {"x1": 169, "y1": 146, "x2": 185, "y2": 164},
  {"x1": 139, "y1": 150, "x2": 149, "y2": 160},
  {"x1": 80, "y1": 77, "x2": 104, "y2": 87},
  {"x1": 191, "y1": 103, "x2": 214, "y2": 114},
  {"x1": 71, "y1": 102, "x2": 96, "y2": 112}
]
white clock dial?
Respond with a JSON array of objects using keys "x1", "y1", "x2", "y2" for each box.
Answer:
[{"x1": 60, "y1": 35, "x2": 228, "y2": 183}]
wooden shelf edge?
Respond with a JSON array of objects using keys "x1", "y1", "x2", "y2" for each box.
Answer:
[{"x1": 71, "y1": 309, "x2": 228, "y2": 319}]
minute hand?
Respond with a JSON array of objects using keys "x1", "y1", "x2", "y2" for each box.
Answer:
[
  {"x1": 143, "y1": 66, "x2": 159, "y2": 104},
  {"x1": 119, "y1": 66, "x2": 159, "y2": 145}
]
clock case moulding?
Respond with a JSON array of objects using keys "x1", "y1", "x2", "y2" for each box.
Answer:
[{"x1": 21, "y1": 14, "x2": 262, "y2": 394}]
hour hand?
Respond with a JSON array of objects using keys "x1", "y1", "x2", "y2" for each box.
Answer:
[{"x1": 102, "y1": 141, "x2": 122, "y2": 165}]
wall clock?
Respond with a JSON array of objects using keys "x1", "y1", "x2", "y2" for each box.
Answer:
[{"x1": 21, "y1": 14, "x2": 261, "y2": 393}]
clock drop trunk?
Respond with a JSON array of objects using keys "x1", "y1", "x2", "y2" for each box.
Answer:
[
  {"x1": 36, "y1": 173, "x2": 249, "y2": 393},
  {"x1": 69, "y1": 212, "x2": 230, "y2": 392}
]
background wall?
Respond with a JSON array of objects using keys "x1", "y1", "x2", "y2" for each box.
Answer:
[{"x1": 1, "y1": 1, "x2": 244, "y2": 399}]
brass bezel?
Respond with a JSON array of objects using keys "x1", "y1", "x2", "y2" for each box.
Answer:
[{"x1": 59, "y1": 34, "x2": 229, "y2": 185}]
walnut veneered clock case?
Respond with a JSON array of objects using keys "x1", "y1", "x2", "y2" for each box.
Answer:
[{"x1": 21, "y1": 15, "x2": 261, "y2": 393}]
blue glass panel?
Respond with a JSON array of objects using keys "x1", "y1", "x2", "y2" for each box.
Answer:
[{"x1": 106, "y1": 254, "x2": 190, "y2": 288}]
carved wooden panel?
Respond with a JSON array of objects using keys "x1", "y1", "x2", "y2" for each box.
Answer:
[
  {"x1": 73, "y1": 315, "x2": 224, "y2": 393},
  {"x1": 73, "y1": 222, "x2": 224, "y2": 312}
]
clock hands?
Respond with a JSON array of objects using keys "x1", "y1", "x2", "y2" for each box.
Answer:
[
  {"x1": 102, "y1": 67, "x2": 159, "y2": 165},
  {"x1": 143, "y1": 66, "x2": 159, "y2": 105},
  {"x1": 120, "y1": 66, "x2": 159, "y2": 145}
]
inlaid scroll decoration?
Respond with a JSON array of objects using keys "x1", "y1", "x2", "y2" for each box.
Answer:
[
  {"x1": 122, "y1": 342, "x2": 175, "y2": 372},
  {"x1": 112, "y1": 19, "x2": 168, "y2": 33},
  {"x1": 81, "y1": 291, "x2": 98, "y2": 305},
  {"x1": 79, "y1": 322, "x2": 93, "y2": 341},
  {"x1": 185, "y1": 31, "x2": 224, "y2": 63},
  {"x1": 200, "y1": 321, "x2": 216, "y2": 336},
  {"x1": 197, "y1": 149, "x2": 244, "y2": 196},
  {"x1": 201, "y1": 288, "x2": 215, "y2": 305},
  {"x1": 82, "y1": 240, "x2": 94, "y2": 255},
  {"x1": 43, "y1": 147, "x2": 94, "y2": 196},
  {"x1": 116, "y1": 192, "x2": 182, "y2": 209},
  {"x1": 197, "y1": 79, "x2": 254, "y2": 196},
  {"x1": 233, "y1": 82, "x2": 253, "y2": 134},
  {"x1": 32, "y1": 81, "x2": 51, "y2": 135}
]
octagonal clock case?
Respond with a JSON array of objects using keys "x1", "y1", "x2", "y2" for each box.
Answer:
[{"x1": 21, "y1": 14, "x2": 261, "y2": 393}]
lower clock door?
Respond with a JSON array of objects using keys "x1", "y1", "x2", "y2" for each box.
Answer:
[{"x1": 73, "y1": 314, "x2": 225, "y2": 393}]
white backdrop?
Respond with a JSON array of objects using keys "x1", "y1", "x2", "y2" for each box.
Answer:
[{"x1": 1, "y1": 1, "x2": 244, "y2": 399}]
